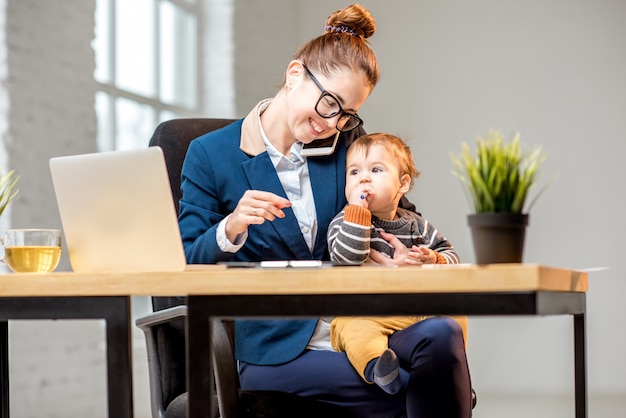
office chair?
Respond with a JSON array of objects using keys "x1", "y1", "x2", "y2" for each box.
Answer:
[{"x1": 135, "y1": 118, "x2": 352, "y2": 418}]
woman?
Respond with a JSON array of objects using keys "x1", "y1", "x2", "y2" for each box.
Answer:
[{"x1": 178, "y1": 4, "x2": 472, "y2": 417}]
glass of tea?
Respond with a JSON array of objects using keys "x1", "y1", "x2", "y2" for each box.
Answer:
[{"x1": 1, "y1": 229, "x2": 62, "y2": 273}]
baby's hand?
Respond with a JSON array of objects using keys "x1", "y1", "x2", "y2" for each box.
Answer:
[
  {"x1": 406, "y1": 245, "x2": 437, "y2": 265},
  {"x1": 347, "y1": 186, "x2": 375, "y2": 207}
]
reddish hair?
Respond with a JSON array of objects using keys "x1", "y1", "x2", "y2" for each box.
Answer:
[{"x1": 292, "y1": 4, "x2": 379, "y2": 89}]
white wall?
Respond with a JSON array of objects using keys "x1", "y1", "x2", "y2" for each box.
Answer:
[
  {"x1": 361, "y1": 0, "x2": 626, "y2": 401},
  {"x1": 4, "y1": 0, "x2": 98, "y2": 234},
  {"x1": 234, "y1": 0, "x2": 626, "y2": 416}
]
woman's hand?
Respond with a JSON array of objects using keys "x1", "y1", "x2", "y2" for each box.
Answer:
[
  {"x1": 366, "y1": 231, "x2": 411, "y2": 266},
  {"x1": 225, "y1": 190, "x2": 291, "y2": 242}
]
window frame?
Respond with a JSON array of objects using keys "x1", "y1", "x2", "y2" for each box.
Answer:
[{"x1": 95, "y1": 0, "x2": 202, "y2": 151}]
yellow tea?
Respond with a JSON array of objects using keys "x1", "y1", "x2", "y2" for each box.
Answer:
[{"x1": 5, "y1": 246, "x2": 61, "y2": 273}]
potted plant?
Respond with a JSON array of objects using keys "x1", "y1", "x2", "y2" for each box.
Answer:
[
  {"x1": 451, "y1": 129, "x2": 549, "y2": 264},
  {"x1": 0, "y1": 169, "x2": 19, "y2": 217}
]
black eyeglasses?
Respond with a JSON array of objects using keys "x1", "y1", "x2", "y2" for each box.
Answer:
[{"x1": 302, "y1": 65, "x2": 363, "y2": 132}]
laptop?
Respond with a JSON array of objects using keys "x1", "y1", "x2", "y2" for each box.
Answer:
[{"x1": 49, "y1": 146, "x2": 194, "y2": 273}]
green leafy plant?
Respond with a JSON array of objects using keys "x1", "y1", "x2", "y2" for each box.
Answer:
[
  {"x1": 451, "y1": 130, "x2": 549, "y2": 214},
  {"x1": 0, "y1": 169, "x2": 19, "y2": 217}
]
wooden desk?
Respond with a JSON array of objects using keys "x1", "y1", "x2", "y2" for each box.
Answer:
[
  {"x1": 0, "y1": 267, "x2": 137, "y2": 418},
  {"x1": 0, "y1": 264, "x2": 588, "y2": 418},
  {"x1": 0, "y1": 268, "x2": 182, "y2": 418},
  {"x1": 179, "y1": 264, "x2": 588, "y2": 418}
]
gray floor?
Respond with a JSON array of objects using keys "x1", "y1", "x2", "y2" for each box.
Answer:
[{"x1": 473, "y1": 394, "x2": 626, "y2": 418}]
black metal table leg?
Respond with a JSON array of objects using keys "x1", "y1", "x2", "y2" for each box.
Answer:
[
  {"x1": 103, "y1": 297, "x2": 134, "y2": 418},
  {"x1": 186, "y1": 301, "x2": 213, "y2": 418},
  {"x1": 0, "y1": 297, "x2": 134, "y2": 418},
  {"x1": 574, "y1": 312, "x2": 588, "y2": 418},
  {"x1": 0, "y1": 321, "x2": 8, "y2": 418}
]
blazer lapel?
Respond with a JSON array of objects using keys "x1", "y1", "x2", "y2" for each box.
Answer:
[
  {"x1": 308, "y1": 154, "x2": 343, "y2": 258},
  {"x1": 242, "y1": 153, "x2": 312, "y2": 257}
]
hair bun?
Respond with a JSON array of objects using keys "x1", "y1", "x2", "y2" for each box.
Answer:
[{"x1": 325, "y1": 4, "x2": 376, "y2": 39}]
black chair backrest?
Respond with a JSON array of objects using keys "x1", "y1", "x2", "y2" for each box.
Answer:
[{"x1": 149, "y1": 118, "x2": 237, "y2": 214}]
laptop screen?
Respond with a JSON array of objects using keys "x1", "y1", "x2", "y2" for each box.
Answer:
[{"x1": 49, "y1": 147, "x2": 187, "y2": 272}]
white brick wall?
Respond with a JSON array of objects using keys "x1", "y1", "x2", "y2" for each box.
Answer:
[{"x1": 5, "y1": 0, "x2": 97, "y2": 232}]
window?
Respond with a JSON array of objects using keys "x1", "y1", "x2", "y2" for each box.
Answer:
[{"x1": 94, "y1": 0, "x2": 200, "y2": 151}]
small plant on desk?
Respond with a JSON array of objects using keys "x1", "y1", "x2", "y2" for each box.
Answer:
[{"x1": 0, "y1": 169, "x2": 19, "y2": 217}]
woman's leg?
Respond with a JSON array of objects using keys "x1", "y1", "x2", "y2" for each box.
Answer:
[
  {"x1": 239, "y1": 349, "x2": 408, "y2": 418},
  {"x1": 389, "y1": 317, "x2": 472, "y2": 418}
]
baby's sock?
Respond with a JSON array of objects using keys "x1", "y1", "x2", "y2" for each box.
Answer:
[{"x1": 372, "y1": 348, "x2": 402, "y2": 395}]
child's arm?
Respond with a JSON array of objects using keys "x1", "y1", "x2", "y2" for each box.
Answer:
[{"x1": 327, "y1": 205, "x2": 373, "y2": 265}]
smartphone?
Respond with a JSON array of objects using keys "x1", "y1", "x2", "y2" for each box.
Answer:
[
  {"x1": 259, "y1": 260, "x2": 324, "y2": 268},
  {"x1": 217, "y1": 261, "x2": 258, "y2": 268},
  {"x1": 301, "y1": 132, "x2": 340, "y2": 156}
]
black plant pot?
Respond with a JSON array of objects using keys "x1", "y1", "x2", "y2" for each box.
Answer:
[{"x1": 467, "y1": 213, "x2": 529, "y2": 264}]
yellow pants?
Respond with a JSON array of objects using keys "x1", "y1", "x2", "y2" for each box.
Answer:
[{"x1": 330, "y1": 316, "x2": 468, "y2": 383}]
